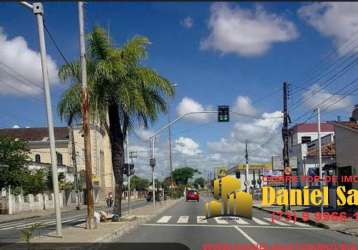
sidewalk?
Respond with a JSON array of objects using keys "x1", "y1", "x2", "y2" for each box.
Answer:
[
  {"x1": 30, "y1": 198, "x2": 181, "y2": 243},
  {"x1": 0, "y1": 202, "x2": 107, "y2": 224},
  {"x1": 0, "y1": 197, "x2": 143, "y2": 224},
  {"x1": 253, "y1": 200, "x2": 358, "y2": 237}
]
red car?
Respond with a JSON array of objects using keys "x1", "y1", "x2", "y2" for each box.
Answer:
[{"x1": 186, "y1": 189, "x2": 199, "y2": 202}]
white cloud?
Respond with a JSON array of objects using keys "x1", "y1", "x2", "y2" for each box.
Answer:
[
  {"x1": 134, "y1": 127, "x2": 154, "y2": 141},
  {"x1": 0, "y1": 27, "x2": 59, "y2": 96},
  {"x1": 176, "y1": 97, "x2": 213, "y2": 123},
  {"x1": 181, "y1": 16, "x2": 194, "y2": 29},
  {"x1": 12, "y1": 125, "x2": 20, "y2": 129},
  {"x1": 298, "y1": 3, "x2": 358, "y2": 55},
  {"x1": 174, "y1": 136, "x2": 202, "y2": 156},
  {"x1": 207, "y1": 111, "x2": 283, "y2": 163},
  {"x1": 233, "y1": 96, "x2": 257, "y2": 116},
  {"x1": 302, "y1": 84, "x2": 353, "y2": 111},
  {"x1": 201, "y1": 3, "x2": 298, "y2": 57}
]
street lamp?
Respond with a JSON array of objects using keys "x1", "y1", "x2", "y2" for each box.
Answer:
[{"x1": 20, "y1": 1, "x2": 62, "y2": 237}]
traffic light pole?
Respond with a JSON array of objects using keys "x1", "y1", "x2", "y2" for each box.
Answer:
[{"x1": 148, "y1": 110, "x2": 283, "y2": 205}]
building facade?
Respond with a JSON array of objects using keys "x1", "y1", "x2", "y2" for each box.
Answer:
[
  {"x1": 0, "y1": 125, "x2": 114, "y2": 199},
  {"x1": 331, "y1": 121, "x2": 358, "y2": 190},
  {"x1": 288, "y1": 123, "x2": 335, "y2": 183}
]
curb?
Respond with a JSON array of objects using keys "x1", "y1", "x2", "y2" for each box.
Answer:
[
  {"x1": 96, "y1": 199, "x2": 182, "y2": 242},
  {"x1": 0, "y1": 215, "x2": 41, "y2": 224},
  {"x1": 253, "y1": 205, "x2": 358, "y2": 237}
]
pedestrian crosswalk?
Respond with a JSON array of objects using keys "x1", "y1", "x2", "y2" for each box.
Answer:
[{"x1": 155, "y1": 215, "x2": 311, "y2": 227}]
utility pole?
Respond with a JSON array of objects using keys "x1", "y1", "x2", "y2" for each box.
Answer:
[
  {"x1": 316, "y1": 107, "x2": 324, "y2": 215},
  {"x1": 168, "y1": 84, "x2": 177, "y2": 195},
  {"x1": 78, "y1": 1, "x2": 95, "y2": 229},
  {"x1": 20, "y1": 1, "x2": 62, "y2": 237},
  {"x1": 245, "y1": 140, "x2": 249, "y2": 192},
  {"x1": 168, "y1": 106, "x2": 174, "y2": 193},
  {"x1": 282, "y1": 81, "x2": 291, "y2": 211}
]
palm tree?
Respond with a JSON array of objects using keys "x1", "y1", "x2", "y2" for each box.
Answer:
[{"x1": 58, "y1": 26, "x2": 175, "y2": 216}]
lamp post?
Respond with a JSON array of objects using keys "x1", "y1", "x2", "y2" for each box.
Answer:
[{"x1": 20, "y1": 1, "x2": 62, "y2": 237}]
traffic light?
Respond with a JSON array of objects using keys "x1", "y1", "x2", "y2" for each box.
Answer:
[
  {"x1": 235, "y1": 171, "x2": 240, "y2": 179},
  {"x1": 123, "y1": 163, "x2": 135, "y2": 176},
  {"x1": 218, "y1": 105, "x2": 229, "y2": 122},
  {"x1": 129, "y1": 164, "x2": 135, "y2": 176},
  {"x1": 123, "y1": 164, "x2": 128, "y2": 176}
]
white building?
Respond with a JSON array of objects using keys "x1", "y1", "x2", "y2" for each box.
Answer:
[{"x1": 288, "y1": 123, "x2": 335, "y2": 185}]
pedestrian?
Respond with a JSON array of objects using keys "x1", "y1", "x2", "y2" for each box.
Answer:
[{"x1": 106, "y1": 192, "x2": 113, "y2": 209}]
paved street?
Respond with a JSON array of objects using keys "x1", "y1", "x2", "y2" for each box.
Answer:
[
  {"x1": 0, "y1": 199, "x2": 147, "y2": 242},
  {"x1": 117, "y1": 195, "x2": 358, "y2": 249}
]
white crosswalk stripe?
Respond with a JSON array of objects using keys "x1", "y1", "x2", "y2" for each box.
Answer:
[
  {"x1": 252, "y1": 217, "x2": 269, "y2": 225},
  {"x1": 214, "y1": 217, "x2": 229, "y2": 224},
  {"x1": 264, "y1": 217, "x2": 289, "y2": 226},
  {"x1": 157, "y1": 216, "x2": 172, "y2": 223},
  {"x1": 154, "y1": 215, "x2": 311, "y2": 227},
  {"x1": 234, "y1": 217, "x2": 249, "y2": 225},
  {"x1": 177, "y1": 216, "x2": 189, "y2": 224},
  {"x1": 196, "y1": 216, "x2": 208, "y2": 224}
]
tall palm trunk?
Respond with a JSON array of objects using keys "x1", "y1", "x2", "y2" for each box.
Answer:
[{"x1": 108, "y1": 103, "x2": 125, "y2": 216}]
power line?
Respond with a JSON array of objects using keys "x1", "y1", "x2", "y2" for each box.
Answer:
[
  {"x1": 289, "y1": 33, "x2": 358, "y2": 112},
  {"x1": 291, "y1": 52, "x2": 358, "y2": 112},
  {"x1": 294, "y1": 75, "x2": 358, "y2": 123},
  {"x1": 0, "y1": 63, "x2": 43, "y2": 91},
  {"x1": 43, "y1": 20, "x2": 70, "y2": 65}
]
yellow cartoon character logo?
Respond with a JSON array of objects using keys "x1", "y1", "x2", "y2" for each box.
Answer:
[{"x1": 205, "y1": 175, "x2": 252, "y2": 219}]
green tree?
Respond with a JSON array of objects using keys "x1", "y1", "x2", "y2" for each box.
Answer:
[
  {"x1": 22, "y1": 169, "x2": 48, "y2": 195},
  {"x1": 0, "y1": 136, "x2": 30, "y2": 191},
  {"x1": 172, "y1": 167, "x2": 199, "y2": 185},
  {"x1": 193, "y1": 177, "x2": 205, "y2": 189},
  {"x1": 130, "y1": 175, "x2": 150, "y2": 191},
  {"x1": 57, "y1": 26, "x2": 174, "y2": 216}
]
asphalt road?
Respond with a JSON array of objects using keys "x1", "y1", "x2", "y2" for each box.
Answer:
[
  {"x1": 117, "y1": 195, "x2": 358, "y2": 250},
  {"x1": 0, "y1": 199, "x2": 148, "y2": 242}
]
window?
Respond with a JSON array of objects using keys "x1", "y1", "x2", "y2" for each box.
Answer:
[
  {"x1": 301, "y1": 136, "x2": 311, "y2": 144},
  {"x1": 35, "y1": 154, "x2": 41, "y2": 163},
  {"x1": 57, "y1": 152, "x2": 63, "y2": 166}
]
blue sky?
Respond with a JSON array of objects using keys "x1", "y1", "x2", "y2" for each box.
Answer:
[{"x1": 1, "y1": 2, "x2": 358, "y2": 176}]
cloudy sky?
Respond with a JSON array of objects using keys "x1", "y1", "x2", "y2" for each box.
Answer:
[{"x1": 1, "y1": 2, "x2": 358, "y2": 179}]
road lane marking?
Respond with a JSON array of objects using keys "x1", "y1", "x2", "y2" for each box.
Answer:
[
  {"x1": 177, "y1": 216, "x2": 189, "y2": 224},
  {"x1": 157, "y1": 216, "x2": 172, "y2": 223},
  {"x1": 197, "y1": 216, "x2": 208, "y2": 224},
  {"x1": 234, "y1": 226, "x2": 263, "y2": 249},
  {"x1": 252, "y1": 217, "x2": 269, "y2": 225},
  {"x1": 287, "y1": 220, "x2": 310, "y2": 227},
  {"x1": 143, "y1": 223, "x2": 322, "y2": 230},
  {"x1": 214, "y1": 217, "x2": 228, "y2": 224},
  {"x1": 234, "y1": 218, "x2": 249, "y2": 225},
  {"x1": 264, "y1": 217, "x2": 289, "y2": 226}
]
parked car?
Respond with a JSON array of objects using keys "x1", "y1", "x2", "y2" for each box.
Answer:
[{"x1": 186, "y1": 189, "x2": 199, "y2": 202}]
